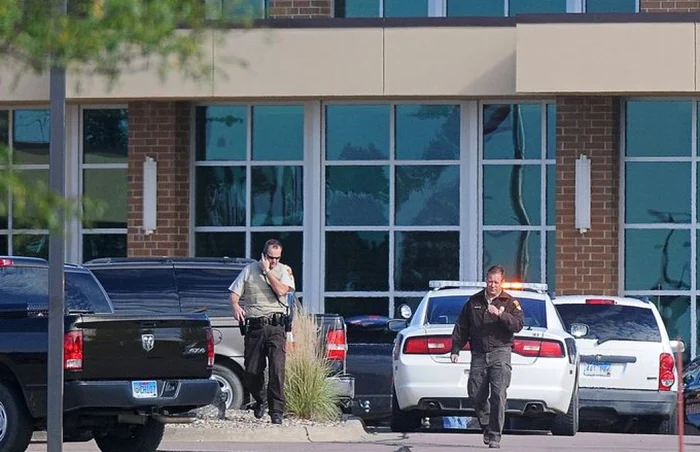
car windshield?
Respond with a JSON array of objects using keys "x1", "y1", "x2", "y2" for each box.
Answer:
[
  {"x1": 425, "y1": 295, "x2": 547, "y2": 328},
  {"x1": 555, "y1": 304, "x2": 661, "y2": 343}
]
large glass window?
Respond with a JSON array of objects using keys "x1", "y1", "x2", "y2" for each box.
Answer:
[
  {"x1": 623, "y1": 99, "x2": 699, "y2": 360},
  {"x1": 585, "y1": 0, "x2": 637, "y2": 13},
  {"x1": 194, "y1": 104, "x2": 304, "y2": 290},
  {"x1": 205, "y1": 0, "x2": 266, "y2": 19},
  {"x1": 324, "y1": 103, "x2": 460, "y2": 317},
  {"x1": 481, "y1": 103, "x2": 556, "y2": 287},
  {"x1": 334, "y1": 0, "x2": 429, "y2": 17}
]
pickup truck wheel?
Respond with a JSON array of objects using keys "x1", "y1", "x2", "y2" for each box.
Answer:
[
  {"x1": 211, "y1": 364, "x2": 244, "y2": 410},
  {"x1": 0, "y1": 382, "x2": 33, "y2": 452},
  {"x1": 94, "y1": 419, "x2": 165, "y2": 452},
  {"x1": 551, "y1": 387, "x2": 579, "y2": 436},
  {"x1": 390, "y1": 390, "x2": 422, "y2": 433}
]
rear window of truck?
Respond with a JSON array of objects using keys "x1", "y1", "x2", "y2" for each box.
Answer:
[{"x1": 555, "y1": 304, "x2": 662, "y2": 343}]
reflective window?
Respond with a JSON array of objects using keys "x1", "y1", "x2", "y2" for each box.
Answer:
[
  {"x1": 625, "y1": 162, "x2": 690, "y2": 224},
  {"x1": 484, "y1": 230, "x2": 541, "y2": 282},
  {"x1": 428, "y1": 296, "x2": 547, "y2": 327},
  {"x1": 483, "y1": 104, "x2": 542, "y2": 160},
  {"x1": 325, "y1": 105, "x2": 389, "y2": 161},
  {"x1": 83, "y1": 234, "x2": 126, "y2": 262},
  {"x1": 483, "y1": 165, "x2": 541, "y2": 226},
  {"x1": 251, "y1": 166, "x2": 303, "y2": 226},
  {"x1": 395, "y1": 231, "x2": 459, "y2": 291},
  {"x1": 0, "y1": 111, "x2": 7, "y2": 231},
  {"x1": 325, "y1": 231, "x2": 389, "y2": 291},
  {"x1": 395, "y1": 105, "x2": 459, "y2": 160},
  {"x1": 395, "y1": 165, "x2": 459, "y2": 226},
  {"x1": 334, "y1": 0, "x2": 380, "y2": 17},
  {"x1": 195, "y1": 166, "x2": 246, "y2": 227},
  {"x1": 547, "y1": 230, "x2": 556, "y2": 289},
  {"x1": 325, "y1": 297, "x2": 389, "y2": 318},
  {"x1": 176, "y1": 268, "x2": 243, "y2": 317},
  {"x1": 624, "y1": 229, "x2": 690, "y2": 291},
  {"x1": 547, "y1": 104, "x2": 556, "y2": 159},
  {"x1": 195, "y1": 106, "x2": 247, "y2": 161},
  {"x1": 205, "y1": 0, "x2": 265, "y2": 19},
  {"x1": 251, "y1": 231, "x2": 303, "y2": 291},
  {"x1": 252, "y1": 105, "x2": 304, "y2": 161},
  {"x1": 333, "y1": 0, "x2": 429, "y2": 17},
  {"x1": 13, "y1": 234, "x2": 48, "y2": 259},
  {"x1": 195, "y1": 232, "x2": 245, "y2": 258},
  {"x1": 12, "y1": 169, "x2": 49, "y2": 229},
  {"x1": 385, "y1": 0, "x2": 429, "y2": 17},
  {"x1": 83, "y1": 169, "x2": 128, "y2": 228},
  {"x1": 13, "y1": 110, "x2": 50, "y2": 165},
  {"x1": 83, "y1": 109, "x2": 128, "y2": 164},
  {"x1": 509, "y1": 0, "x2": 567, "y2": 15},
  {"x1": 90, "y1": 268, "x2": 179, "y2": 315},
  {"x1": 447, "y1": 0, "x2": 504, "y2": 16},
  {"x1": 586, "y1": 0, "x2": 636, "y2": 12},
  {"x1": 626, "y1": 100, "x2": 691, "y2": 157},
  {"x1": 326, "y1": 166, "x2": 389, "y2": 226},
  {"x1": 555, "y1": 304, "x2": 662, "y2": 342},
  {"x1": 654, "y1": 295, "x2": 690, "y2": 363},
  {"x1": 547, "y1": 166, "x2": 556, "y2": 225},
  {"x1": 0, "y1": 236, "x2": 6, "y2": 255}
]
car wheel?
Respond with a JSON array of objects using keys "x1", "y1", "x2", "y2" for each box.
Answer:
[
  {"x1": 0, "y1": 382, "x2": 33, "y2": 452},
  {"x1": 94, "y1": 418, "x2": 165, "y2": 452},
  {"x1": 390, "y1": 390, "x2": 422, "y2": 433},
  {"x1": 551, "y1": 387, "x2": 579, "y2": 436},
  {"x1": 211, "y1": 364, "x2": 245, "y2": 410}
]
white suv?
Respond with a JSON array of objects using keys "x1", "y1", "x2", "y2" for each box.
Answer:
[
  {"x1": 392, "y1": 281, "x2": 579, "y2": 436},
  {"x1": 552, "y1": 295, "x2": 680, "y2": 434}
]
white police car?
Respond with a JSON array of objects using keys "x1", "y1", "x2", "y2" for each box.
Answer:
[
  {"x1": 552, "y1": 295, "x2": 681, "y2": 434},
  {"x1": 391, "y1": 281, "x2": 579, "y2": 435}
]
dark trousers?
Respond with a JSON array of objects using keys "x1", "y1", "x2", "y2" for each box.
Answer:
[
  {"x1": 244, "y1": 323, "x2": 286, "y2": 414},
  {"x1": 468, "y1": 348, "x2": 512, "y2": 443}
]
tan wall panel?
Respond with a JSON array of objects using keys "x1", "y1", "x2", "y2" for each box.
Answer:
[
  {"x1": 517, "y1": 23, "x2": 695, "y2": 93},
  {"x1": 213, "y1": 28, "x2": 384, "y2": 97},
  {"x1": 384, "y1": 27, "x2": 516, "y2": 97},
  {"x1": 0, "y1": 66, "x2": 49, "y2": 103}
]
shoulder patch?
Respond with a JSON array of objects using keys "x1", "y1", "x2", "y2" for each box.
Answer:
[
  {"x1": 513, "y1": 299, "x2": 522, "y2": 310},
  {"x1": 286, "y1": 266, "x2": 293, "y2": 277}
]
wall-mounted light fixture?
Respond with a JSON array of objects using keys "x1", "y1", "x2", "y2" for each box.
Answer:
[
  {"x1": 575, "y1": 154, "x2": 591, "y2": 234},
  {"x1": 143, "y1": 156, "x2": 157, "y2": 235}
]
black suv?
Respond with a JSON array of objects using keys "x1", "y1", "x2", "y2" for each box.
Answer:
[{"x1": 84, "y1": 257, "x2": 355, "y2": 411}]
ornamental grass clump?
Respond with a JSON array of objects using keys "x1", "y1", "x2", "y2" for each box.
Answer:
[{"x1": 284, "y1": 307, "x2": 341, "y2": 422}]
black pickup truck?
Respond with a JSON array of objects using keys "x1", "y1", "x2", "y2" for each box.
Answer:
[{"x1": 0, "y1": 257, "x2": 218, "y2": 452}]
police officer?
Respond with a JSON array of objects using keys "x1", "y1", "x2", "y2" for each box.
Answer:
[
  {"x1": 229, "y1": 239, "x2": 295, "y2": 425},
  {"x1": 450, "y1": 265, "x2": 524, "y2": 449}
]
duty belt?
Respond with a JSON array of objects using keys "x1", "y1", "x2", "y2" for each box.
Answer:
[{"x1": 247, "y1": 313, "x2": 286, "y2": 328}]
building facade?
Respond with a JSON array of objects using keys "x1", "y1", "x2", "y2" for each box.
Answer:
[{"x1": 2, "y1": 0, "x2": 700, "y2": 359}]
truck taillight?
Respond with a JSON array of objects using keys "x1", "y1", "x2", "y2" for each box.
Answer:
[
  {"x1": 659, "y1": 352, "x2": 675, "y2": 391},
  {"x1": 64, "y1": 331, "x2": 83, "y2": 371},
  {"x1": 0, "y1": 258, "x2": 14, "y2": 267},
  {"x1": 326, "y1": 329, "x2": 347, "y2": 361},
  {"x1": 206, "y1": 328, "x2": 215, "y2": 368}
]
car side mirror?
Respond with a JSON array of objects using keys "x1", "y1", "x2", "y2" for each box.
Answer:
[
  {"x1": 387, "y1": 319, "x2": 408, "y2": 333},
  {"x1": 211, "y1": 328, "x2": 223, "y2": 345},
  {"x1": 570, "y1": 323, "x2": 589, "y2": 338},
  {"x1": 670, "y1": 339, "x2": 686, "y2": 355},
  {"x1": 397, "y1": 303, "x2": 412, "y2": 320}
]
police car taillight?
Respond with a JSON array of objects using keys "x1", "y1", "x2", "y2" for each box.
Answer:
[
  {"x1": 585, "y1": 299, "x2": 615, "y2": 305},
  {"x1": 658, "y1": 352, "x2": 675, "y2": 391},
  {"x1": 206, "y1": 328, "x2": 215, "y2": 368},
  {"x1": 402, "y1": 336, "x2": 469, "y2": 355},
  {"x1": 64, "y1": 331, "x2": 83, "y2": 371},
  {"x1": 0, "y1": 258, "x2": 14, "y2": 267},
  {"x1": 513, "y1": 338, "x2": 564, "y2": 358}
]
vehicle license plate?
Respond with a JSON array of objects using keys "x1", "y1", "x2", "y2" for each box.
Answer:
[
  {"x1": 583, "y1": 362, "x2": 612, "y2": 377},
  {"x1": 131, "y1": 380, "x2": 158, "y2": 398}
]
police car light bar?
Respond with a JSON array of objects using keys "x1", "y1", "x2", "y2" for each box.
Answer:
[{"x1": 429, "y1": 280, "x2": 549, "y2": 292}]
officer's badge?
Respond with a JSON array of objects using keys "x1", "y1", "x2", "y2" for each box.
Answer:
[{"x1": 513, "y1": 299, "x2": 522, "y2": 310}]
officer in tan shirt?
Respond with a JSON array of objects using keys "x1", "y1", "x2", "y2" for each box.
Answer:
[{"x1": 229, "y1": 239, "x2": 295, "y2": 424}]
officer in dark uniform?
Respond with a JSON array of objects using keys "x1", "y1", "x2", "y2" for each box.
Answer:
[
  {"x1": 450, "y1": 265, "x2": 524, "y2": 449},
  {"x1": 229, "y1": 239, "x2": 295, "y2": 425}
]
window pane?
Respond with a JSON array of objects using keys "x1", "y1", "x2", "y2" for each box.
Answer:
[
  {"x1": 334, "y1": 0, "x2": 379, "y2": 17},
  {"x1": 0, "y1": 235, "x2": 6, "y2": 254},
  {"x1": 625, "y1": 229, "x2": 689, "y2": 290},
  {"x1": 325, "y1": 231, "x2": 388, "y2": 291},
  {"x1": 325, "y1": 297, "x2": 389, "y2": 317},
  {"x1": 547, "y1": 104, "x2": 556, "y2": 159},
  {"x1": 252, "y1": 105, "x2": 303, "y2": 161},
  {"x1": 195, "y1": 166, "x2": 246, "y2": 226},
  {"x1": 83, "y1": 109, "x2": 128, "y2": 164},
  {"x1": 385, "y1": 0, "x2": 428, "y2": 17},
  {"x1": 396, "y1": 105, "x2": 459, "y2": 160},
  {"x1": 13, "y1": 234, "x2": 48, "y2": 259},
  {"x1": 395, "y1": 231, "x2": 459, "y2": 291},
  {"x1": 627, "y1": 100, "x2": 691, "y2": 157},
  {"x1": 251, "y1": 166, "x2": 303, "y2": 226},
  {"x1": 483, "y1": 165, "x2": 541, "y2": 225},
  {"x1": 326, "y1": 105, "x2": 389, "y2": 161},
  {"x1": 547, "y1": 165, "x2": 555, "y2": 225},
  {"x1": 195, "y1": 106, "x2": 247, "y2": 161},
  {"x1": 0, "y1": 184, "x2": 6, "y2": 229},
  {"x1": 252, "y1": 231, "x2": 303, "y2": 291},
  {"x1": 625, "y1": 162, "x2": 690, "y2": 223},
  {"x1": 652, "y1": 295, "x2": 690, "y2": 364},
  {"x1": 394, "y1": 297, "x2": 423, "y2": 318},
  {"x1": 395, "y1": 165, "x2": 459, "y2": 226},
  {"x1": 447, "y1": 0, "x2": 504, "y2": 16},
  {"x1": 484, "y1": 230, "x2": 541, "y2": 282},
  {"x1": 13, "y1": 110, "x2": 50, "y2": 165},
  {"x1": 206, "y1": 0, "x2": 265, "y2": 19},
  {"x1": 587, "y1": 0, "x2": 636, "y2": 12},
  {"x1": 195, "y1": 232, "x2": 246, "y2": 257},
  {"x1": 82, "y1": 234, "x2": 127, "y2": 262},
  {"x1": 509, "y1": 0, "x2": 566, "y2": 15},
  {"x1": 0, "y1": 110, "x2": 8, "y2": 146},
  {"x1": 483, "y1": 104, "x2": 542, "y2": 160},
  {"x1": 83, "y1": 169, "x2": 127, "y2": 228},
  {"x1": 12, "y1": 169, "x2": 49, "y2": 229},
  {"x1": 547, "y1": 230, "x2": 555, "y2": 292},
  {"x1": 326, "y1": 166, "x2": 389, "y2": 226}
]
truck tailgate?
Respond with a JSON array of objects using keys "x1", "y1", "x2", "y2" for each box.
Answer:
[{"x1": 74, "y1": 313, "x2": 212, "y2": 380}]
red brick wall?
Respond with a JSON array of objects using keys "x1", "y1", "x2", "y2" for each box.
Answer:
[
  {"x1": 127, "y1": 101, "x2": 190, "y2": 257},
  {"x1": 267, "y1": 0, "x2": 332, "y2": 18},
  {"x1": 640, "y1": 0, "x2": 700, "y2": 11},
  {"x1": 555, "y1": 97, "x2": 620, "y2": 295}
]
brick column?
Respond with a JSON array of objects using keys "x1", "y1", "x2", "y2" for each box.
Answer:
[
  {"x1": 267, "y1": 0, "x2": 332, "y2": 18},
  {"x1": 556, "y1": 97, "x2": 620, "y2": 295},
  {"x1": 640, "y1": 0, "x2": 700, "y2": 12},
  {"x1": 127, "y1": 101, "x2": 190, "y2": 257}
]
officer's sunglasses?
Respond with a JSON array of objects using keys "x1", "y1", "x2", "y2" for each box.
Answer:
[{"x1": 266, "y1": 255, "x2": 282, "y2": 261}]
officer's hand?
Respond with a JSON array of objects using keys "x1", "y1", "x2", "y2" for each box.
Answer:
[
  {"x1": 233, "y1": 304, "x2": 246, "y2": 322},
  {"x1": 259, "y1": 254, "x2": 270, "y2": 273},
  {"x1": 450, "y1": 353, "x2": 459, "y2": 363},
  {"x1": 487, "y1": 304, "x2": 501, "y2": 316}
]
